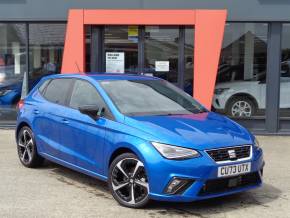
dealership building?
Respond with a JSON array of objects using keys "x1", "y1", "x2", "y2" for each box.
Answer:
[{"x1": 0, "y1": 0, "x2": 289, "y2": 134}]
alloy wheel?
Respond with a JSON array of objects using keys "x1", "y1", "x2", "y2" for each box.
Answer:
[
  {"x1": 111, "y1": 158, "x2": 149, "y2": 206},
  {"x1": 231, "y1": 100, "x2": 252, "y2": 117},
  {"x1": 18, "y1": 129, "x2": 34, "y2": 164}
]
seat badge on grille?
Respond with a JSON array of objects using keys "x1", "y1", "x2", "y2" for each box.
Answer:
[{"x1": 228, "y1": 149, "x2": 236, "y2": 159}]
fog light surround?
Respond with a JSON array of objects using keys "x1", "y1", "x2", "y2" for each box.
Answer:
[{"x1": 164, "y1": 177, "x2": 194, "y2": 195}]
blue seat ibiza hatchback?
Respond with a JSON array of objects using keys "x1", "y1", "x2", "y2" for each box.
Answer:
[{"x1": 16, "y1": 74, "x2": 264, "y2": 208}]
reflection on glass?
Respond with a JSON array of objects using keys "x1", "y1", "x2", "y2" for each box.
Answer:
[
  {"x1": 280, "y1": 24, "x2": 290, "y2": 120},
  {"x1": 29, "y1": 24, "x2": 65, "y2": 83},
  {"x1": 213, "y1": 23, "x2": 268, "y2": 119},
  {"x1": 0, "y1": 24, "x2": 26, "y2": 122},
  {"x1": 144, "y1": 26, "x2": 179, "y2": 83},
  {"x1": 184, "y1": 27, "x2": 194, "y2": 96},
  {"x1": 104, "y1": 26, "x2": 138, "y2": 73}
]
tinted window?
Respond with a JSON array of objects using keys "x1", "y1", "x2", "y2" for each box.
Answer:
[
  {"x1": 214, "y1": 23, "x2": 268, "y2": 120},
  {"x1": 144, "y1": 26, "x2": 179, "y2": 83},
  {"x1": 69, "y1": 79, "x2": 104, "y2": 109},
  {"x1": 44, "y1": 79, "x2": 72, "y2": 105},
  {"x1": 280, "y1": 23, "x2": 290, "y2": 122},
  {"x1": 0, "y1": 23, "x2": 26, "y2": 122},
  {"x1": 29, "y1": 24, "x2": 66, "y2": 78},
  {"x1": 104, "y1": 26, "x2": 138, "y2": 73},
  {"x1": 100, "y1": 80, "x2": 205, "y2": 116}
]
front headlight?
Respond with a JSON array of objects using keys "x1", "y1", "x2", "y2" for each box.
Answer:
[
  {"x1": 214, "y1": 88, "x2": 229, "y2": 95},
  {"x1": 0, "y1": 89, "x2": 12, "y2": 96},
  {"x1": 151, "y1": 142, "x2": 200, "y2": 160}
]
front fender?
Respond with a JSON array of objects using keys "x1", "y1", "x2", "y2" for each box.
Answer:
[
  {"x1": 102, "y1": 120, "x2": 162, "y2": 178},
  {"x1": 103, "y1": 135, "x2": 157, "y2": 175}
]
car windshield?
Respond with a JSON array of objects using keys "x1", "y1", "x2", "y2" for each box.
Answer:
[{"x1": 100, "y1": 79, "x2": 206, "y2": 116}]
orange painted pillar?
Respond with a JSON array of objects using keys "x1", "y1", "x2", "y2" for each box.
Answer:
[
  {"x1": 61, "y1": 9, "x2": 227, "y2": 110},
  {"x1": 194, "y1": 10, "x2": 227, "y2": 109},
  {"x1": 61, "y1": 9, "x2": 85, "y2": 73}
]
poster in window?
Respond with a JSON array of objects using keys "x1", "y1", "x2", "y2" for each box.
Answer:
[
  {"x1": 106, "y1": 52, "x2": 125, "y2": 73},
  {"x1": 155, "y1": 61, "x2": 169, "y2": 72},
  {"x1": 128, "y1": 26, "x2": 138, "y2": 43}
]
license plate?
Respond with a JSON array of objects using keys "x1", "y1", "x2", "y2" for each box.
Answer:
[{"x1": 218, "y1": 162, "x2": 251, "y2": 177}]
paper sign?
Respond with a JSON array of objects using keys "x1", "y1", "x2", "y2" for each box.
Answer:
[
  {"x1": 106, "y1": 52, "x2": 125, "y2": 73},
  {"x1": 128, "y1": 26, "x2": 138, "y2": 37},
  {"x1": 128, "y1": 26, "x2": 138, "y2": 42},
  {"x1": 155, "y1": 61, "x2": 169, "y2": 72}
]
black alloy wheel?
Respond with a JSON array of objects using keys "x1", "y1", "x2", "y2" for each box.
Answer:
[
  {"x1": 109, "y1": 153, "x2": 150, "y2": 208},
  {"x1": 17, "y1": 126, "x2": 44, "y2": 168}
]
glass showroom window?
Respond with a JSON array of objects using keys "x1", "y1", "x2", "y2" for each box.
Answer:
[
  {"x1": 0, "y1": 23, "x2": 26, "y2": 123},
  {"x1": 144, "y1": 26, "x2": 179, "y2": 84},
  {"x1": 280, "y1": 24, "x2": 290, "y2": 123},
  {"x1": 85, "y1": 26, "x2": 91, "y2": 72},
  {"x1": 183, "y1": 27, "x2": 194, "y2": 96},
  {"x1": 213, "y1": 23, "x2": 268, "y2": 119},
  {"x1": 104, "y1": 26, "x2": 139, "y2": 73},
  {"x1": 29, "y1": 23, "x2": 66, "y2": 85}
]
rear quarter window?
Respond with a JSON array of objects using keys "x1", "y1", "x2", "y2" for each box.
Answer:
[
  {"x1": 38, "y1": 79, "x2": 51, "y2": 95},
  {"x1": 43, "y1": 78, "x2": 72, "y2": 105}
]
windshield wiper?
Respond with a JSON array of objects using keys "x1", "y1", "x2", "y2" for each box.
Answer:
[
  {"x1": 195, "y1": 109, "x2": 208, "y2": 114},
  {"x1": 156, "y1": 112, "x2": 192, "y2": 116}
]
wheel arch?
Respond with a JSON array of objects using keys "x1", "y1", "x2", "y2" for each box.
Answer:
[
  {"x1": 225, "y1": 93, "x2": 259, "y2": 109},
  {"x1": 108, "y1": 146, "x2": 138, "y2": 169},
  {"x1": 106, "y1": 140, "x2": 153, "y2": 172},
  {"x1": 16, "y1": 121, "x2": 31, "y2": 139}
]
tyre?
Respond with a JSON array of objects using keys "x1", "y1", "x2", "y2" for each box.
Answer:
[
  {"x1": 17, "y1": 126, "x2": 44, "y2": 168},
  {"x1": 108, "y1": 153, "x2": 150, "y2": 208},
  {"x1": 226, "y1": 96, "x2": 256, "y2": 117}
]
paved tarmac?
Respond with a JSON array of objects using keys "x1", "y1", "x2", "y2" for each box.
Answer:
[{"x1": 0, "y1": 129, "x2": 290, "y2": 218}]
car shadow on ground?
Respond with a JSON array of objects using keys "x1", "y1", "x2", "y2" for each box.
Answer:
[
  {"x1": 42, "y1": 160, "x2": 281, "y2": 217},
  {"x1": 146, "y1": 183, "x2": 281, "y2": 217}
]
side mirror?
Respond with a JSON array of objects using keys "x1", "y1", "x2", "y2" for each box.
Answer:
[{"x1": 78, "y1": 105, "x2": 104, "y2": 120}]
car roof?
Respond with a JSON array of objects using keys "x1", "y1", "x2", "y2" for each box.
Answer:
[{"x1": 43, "y1": 73, "x2": 161, "y2": 81}]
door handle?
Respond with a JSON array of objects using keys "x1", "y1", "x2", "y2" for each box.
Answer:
[
  {"x1": 61, "y1": 119, "x2": 69, "y2": 124},
  {"x1": 33, "y1": 109, "x2": 40, "y2": 115}
]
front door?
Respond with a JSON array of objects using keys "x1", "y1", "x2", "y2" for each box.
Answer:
[{"x1": 59, "y1": 79, "x2": 108, "y2": 175}]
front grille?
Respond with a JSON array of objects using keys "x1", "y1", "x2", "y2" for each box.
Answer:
[
  {"x1": 199, "y1": 172, "x2": 261, "y2": 196},
  {"x1": 206, "y1": 145, "x2": 251, "y2": 162}
]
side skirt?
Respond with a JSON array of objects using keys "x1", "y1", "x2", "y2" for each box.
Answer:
[{"x1": 39, "y1": 152, "x2": 108, "y2": 182}]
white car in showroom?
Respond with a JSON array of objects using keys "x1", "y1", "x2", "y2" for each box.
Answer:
[{"x1": 213, "y1": 72, "x2": 290, "y2": 117}]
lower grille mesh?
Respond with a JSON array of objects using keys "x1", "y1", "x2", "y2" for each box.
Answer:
[{"x1": 199, "y1": 172, "x2": 261, "y2": 196}]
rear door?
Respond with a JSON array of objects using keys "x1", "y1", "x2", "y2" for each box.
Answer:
[
  {"x1": 58, "y1": 79, "x2": 111, "y2": 174},
  {"x1": 33, "y1": 78, "x2": 73, "y2": 158}
]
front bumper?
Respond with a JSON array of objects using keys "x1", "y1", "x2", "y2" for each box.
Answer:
[
  {"x1": 146, "y1": 147, "x2": 264, "y2": 202},
  {"x1": 212, "y1": 94, "x2": 227, "y2": 110}
]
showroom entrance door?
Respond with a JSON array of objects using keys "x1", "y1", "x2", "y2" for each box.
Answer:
[{"x1": 89, "y1": 25, "x2": 194, "y2": 92}]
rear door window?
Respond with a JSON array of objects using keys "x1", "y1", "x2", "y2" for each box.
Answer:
[{"x1": 43, "y1": 78, "x2": 73, "y2": 105}]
